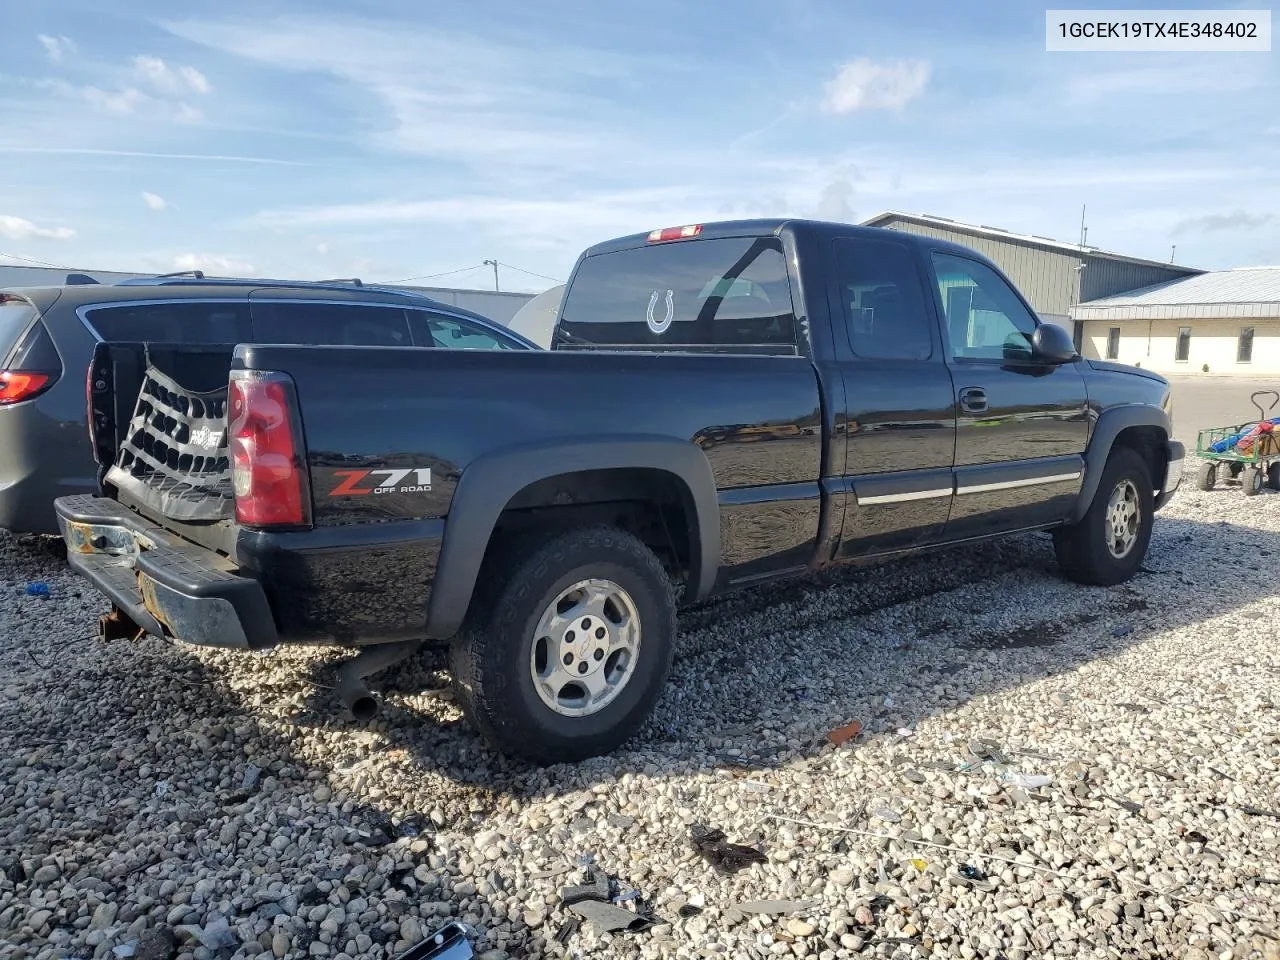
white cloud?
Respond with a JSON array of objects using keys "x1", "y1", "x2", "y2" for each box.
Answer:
[
  {"x1": 38, "y1": 78, "x2": 202, "y2": 123},
  {"x1": 0, "y1": 214, "x2": 76, "y2": 241},
  {"x1": 142, "y1": 192, "x2": 168, "y2": 211},
  {"x1": 171, "y1": 253, "x2": 256, "y2": 275},
  {"x1": 821, "y1": 58, "x2": 930, "y2": 113},
  {"x1": 132, "y1": 55, "x2": 212, "y2": 96},
  {"x1": 315, "y1": 242, "x2": 331, "y2": 254},
  {"x1": 38, "y1": 34, "x2": 77, "y2": 63}
]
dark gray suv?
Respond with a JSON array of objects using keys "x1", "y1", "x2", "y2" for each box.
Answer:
[{"x1": 0, "y1": 274, "x2": 538, "y2": 534}]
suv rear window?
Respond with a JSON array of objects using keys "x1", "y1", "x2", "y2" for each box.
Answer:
[
  {"x1": 0, "y1": 294, "x2": 40, "y2": 362},
  {"x1": 558, "y1": 237, "x2": 797, "y2": 350},
  {"x1": 83, "y1": 301, "x2": 253, "y2": 343}
]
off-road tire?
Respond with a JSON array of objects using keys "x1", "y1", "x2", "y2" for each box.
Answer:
[
  {"x1": 1054, "y1": 447, "x2": 1154, "y2": 587},
  {"x1": 450, "y1": 525, "x2": 676, "y2": 765}
]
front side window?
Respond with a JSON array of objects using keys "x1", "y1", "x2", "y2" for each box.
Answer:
[
  {"x1": 931, "y1": 253, "x2": 1038, "y2": 362},
  {"x1": 1238, "y1": 327, "x2": 1254, "y2": 363},
  {"x1": 83, "y1": 301, "x2": 253, "y2": 343},
  {"x1": 1176, "y1": 326, "x2": 1191, "y2": 362},
  {"x1": 834, "y1": 237, "x2": 933, "y2": 361},
  {"x1": 250, "y1": 302, "x2": 411, "y2": 346},
  {"x1": 558, "y1": 237, "x2": 797, "y2": 349},
  {"x1": 1106, "y1": 327, "x2": 1120, "y2": 360},
  {"x1": 408, "y1": 311, "x2": 515, "y2": 350}
]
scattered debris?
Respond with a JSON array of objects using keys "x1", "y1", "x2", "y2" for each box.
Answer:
[
  {"x1": 554, "y1": 917, "x2": 580, "y2": 945},
  {"x1": 1240, "y1": 805, "x2": 1280, "y2": 820},
  {"x1": 531, "y1": 864, "x2": 575, "y2": 881},
  {"x1": 968, "y1": 738, "x2": 1007, "y2": 764},
  {"x1": 908, "y1": 858, "x2": 928, "y2": 871},
  {"x1": 25, "y1": 582, "x2": 49, "y2": 598},
  {"x1": 827, "y1": 720, "x2": 863, "y2": 745},
  {"x1": 559, "y1": 866, "x2": 655, "y2": 935},
  {"x1": 395, "y1": 921, "x2": 476, "y2": 960},
  {"x1": 895, "y1": 727, "x2": 915, "y2": 737},
  {"x1": 153, "y1": 780, "x2": 170, "y2": 797},
  {"x1": 725, "y1": 899, "x2": 821, "y2": 925},
  {"x1": 561, "y1": 867, "x2": 610, "y2": 906},
  {"x1": 690, "y1": 824, "x2": 767, "y2": 874},
  {"x1": 1004, "y1": 772, "x2": 1052, "y2": 789}
]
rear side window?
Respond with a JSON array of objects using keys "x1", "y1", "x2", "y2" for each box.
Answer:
[
  {"x1": 84, "y1": 301, "x2": 253, "y2": 343},
  {"x1": 833, "y1": 238, "x2": 933, "y2": 361},
  {"x1": 250, "y1": 302, "x2": 411, "y2": 346},
  {"x1": 558, "y1": 237, "x2": 797, "y2": 349},
  {"x1": 0, "y1": 295, "x2": 40, "y2": 361},
  {"x1": 407, "y1": 311, "x2": 516, "y2": 350}
]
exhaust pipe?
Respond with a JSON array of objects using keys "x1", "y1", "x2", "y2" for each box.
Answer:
[{"x1": 335, "y1": 640, "x2": 423, "y2": 722}]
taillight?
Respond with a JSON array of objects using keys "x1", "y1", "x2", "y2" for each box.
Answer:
[
  {"x1": 0, "y1": 371, "x2": 51, "y2": 405},
  {"x1": 228, "y1": 374, "x2": 308, "y2": 527}
]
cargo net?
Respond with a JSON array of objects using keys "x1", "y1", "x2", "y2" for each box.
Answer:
[{"x1": 105, "y1": 362, "x2": 234, "y2": 521}]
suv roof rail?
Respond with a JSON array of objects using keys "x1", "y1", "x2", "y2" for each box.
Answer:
[
  {"x1": 110, "y1": 275, "x2": 453, "y2": 303},
  {"x1": 65, "y1": 273, "x2": 100, "y2": 285}
]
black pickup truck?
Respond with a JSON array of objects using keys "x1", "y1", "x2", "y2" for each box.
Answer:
[{"x1": 56, "y1": 219, "x2": 1183, "y2": 763}]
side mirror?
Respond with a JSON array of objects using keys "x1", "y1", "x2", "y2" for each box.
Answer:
[{"x1": 1031, "y1": 324, "x2": 1077, "y2": 364}]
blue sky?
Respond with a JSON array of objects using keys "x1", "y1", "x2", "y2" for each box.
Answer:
[{"x1": 1, "y1": 1, "x2": 1277, "y2": 292}]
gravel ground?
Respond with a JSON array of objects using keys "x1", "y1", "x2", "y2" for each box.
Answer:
[{"x1": 3, "y1": 464, "x2": 1279, "y2": 960}]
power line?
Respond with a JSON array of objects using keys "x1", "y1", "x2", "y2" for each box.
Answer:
[
  {"x1": 0, "y1": 250, "x2": 73, "y2": 270},
  {"x1": 384, "y1": 264, "x2": 488, "y2": 284},
  {"x1": 495, "y1": 261, "x2": 564, "y2": 284}
]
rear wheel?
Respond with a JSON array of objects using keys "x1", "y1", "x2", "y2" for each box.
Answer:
[
  {"x1": 450, "y1": 526, "x2": 676, "y2": 764},
  {"x1": 1242, "y1": 466, "x2": 1264, "y2": 496},
  {"x1": 1195, "y1": 461, "x2": 1217, "y2": 491},
  {"x1": 1054, "y1": 447, "x2": 1153, "y2": 586}
]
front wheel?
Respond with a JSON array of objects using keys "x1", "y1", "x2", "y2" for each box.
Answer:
[
  {"x1": 450, "y1": 526, "x2": 676, "y2": 764},
  {"x1": 1054, "y1": 447, "x2": 1154, "y2": 586}
]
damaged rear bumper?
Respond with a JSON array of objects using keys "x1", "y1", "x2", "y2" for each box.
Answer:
[{"x1": 55, "y1": 494, "x2": 278, "y2": 650}]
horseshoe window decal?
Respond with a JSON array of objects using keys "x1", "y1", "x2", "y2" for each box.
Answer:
[{"x1": 646, "y1": 289, "x2": 675, "y2": 334}]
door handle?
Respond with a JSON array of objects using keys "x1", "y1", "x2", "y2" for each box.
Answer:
[{"x1": 959, "y1": 387, "x2": 988, "y2": 414}]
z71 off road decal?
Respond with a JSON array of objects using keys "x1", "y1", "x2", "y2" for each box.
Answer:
[{"x1": 329, "y1": 468, "x2": 433, "y2": 496}]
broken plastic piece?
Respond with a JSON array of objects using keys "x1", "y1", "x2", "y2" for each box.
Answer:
[
  {"x1": 395, "y1": 921, "x2": 475, "y2": 960},
  {"x1": 554, "y1": 917, "x2": 580, "y2": 944},
  {"x1": 958, "y1": 864, "x2": 986, "y2": 881},
  {"x1": 827, "y1": 720, "x2": 863, "y2": 745},
  {"x1": 1004, "y1": 772, "x2": 1051, "y2": 789},
  {"x1": 567, "y1": 898, "x2": 653, "y2": 934},
  {"x1": 690, "y1": 824, "x2": 767, "y2": 874},
  {"x1": 725, "y1": 899, "x2": 821, "y2": 924},
  {"x1": 25, "y1": 582, "x2": 50, "y2": 598},
  {"x1": 561, "y1": 867, "x2": 610, "y2": 906},
  {"x1": 908, "y1": 858, "x2": 927, "y2": 871},
  {"x1": 968, "y1": 738, "x2": 1007, "y2": 764}
]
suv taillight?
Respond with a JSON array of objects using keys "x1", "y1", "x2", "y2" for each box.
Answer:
[
  {"x1": 228, "y1": 373, "x2": 308, "y2": 527},
  {"x1": 0, "y1": 371, "x2": 51, "y2": 405}
]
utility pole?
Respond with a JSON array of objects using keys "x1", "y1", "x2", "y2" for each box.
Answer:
[
  {"x1": 1170, "y1": 244, "x2": 1176, "y2": 263},
  {"x1": 483, "y1": 259, "x2": 500, "y2": 292}
]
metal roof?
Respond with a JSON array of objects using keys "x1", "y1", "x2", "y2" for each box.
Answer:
[
  {"x1": 1072, "y1": 267, "x2": 1280, "y2": 321},
  {"x1": 861, "y1": 211, "x2": 1206, "y2": 273}
]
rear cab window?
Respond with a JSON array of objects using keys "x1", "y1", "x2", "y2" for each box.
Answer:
[{"x1": 557, "y1": 237, "x2": 798, "y2": 352}]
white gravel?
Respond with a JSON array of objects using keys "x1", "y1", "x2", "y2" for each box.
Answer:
[{"x1": 2, "y1": 464, "x2": 1280, "y2": 960}]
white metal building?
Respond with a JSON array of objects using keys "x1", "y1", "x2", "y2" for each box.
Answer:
[{"x1": 1072, "y1": 267, "x2": 1280, "y2": 375}]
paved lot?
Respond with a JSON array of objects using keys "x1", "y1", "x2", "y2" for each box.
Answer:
[{"x1": 1167, "y1": 376, "x2": 1280, "y2": 448}]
